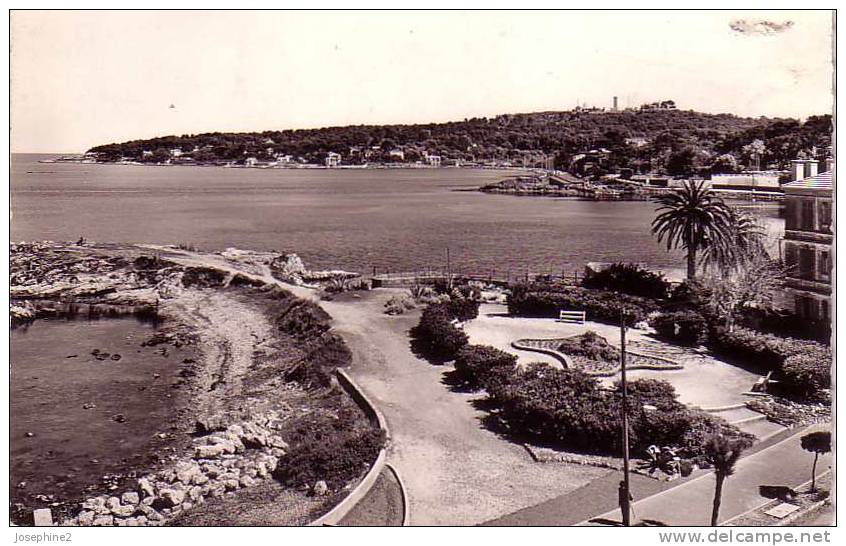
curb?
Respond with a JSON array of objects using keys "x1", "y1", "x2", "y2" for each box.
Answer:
[
  {"x1": 308, "y1": 369, "x2": 390, "y2": 526},
  {"x1": 386, "y1": 463, "x2": 411, "y2": 526}
]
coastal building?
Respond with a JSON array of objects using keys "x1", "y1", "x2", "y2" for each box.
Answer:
[
  {"x1": 244, "y1": 157, "x2": 258, "y2": 167},
  {"x1": 424, "y1": 154, "x2": 441, "y2": 167},
  {"x1": 630, "y1": 174, "x2": 671, "y2": 187},
  {"x1": 389, "y1": 149, "x2": 405, "y2": 161},
  {"x1": 325, "y1": 152, "x2": 341, "y2": 168},
  {"x1": 142, "y1": 150, "x2": 153, "y2": 158},
  {"x1": 170, "y1": 148, "x2": 183, "y2": 158},
  {"x1": 709, "y1": 171, "x2": 783, "y2": 192},
  {"x1": 781, "y1": 159, "x2": 833, "y2": 321},
  {"x1": 639, "y1": 100, "x2": 677, "y2": 111}
]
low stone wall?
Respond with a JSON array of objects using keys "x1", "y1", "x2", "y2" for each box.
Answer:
[{"x1": 308, "y1": 369, "x2": 391, "y2": 526}]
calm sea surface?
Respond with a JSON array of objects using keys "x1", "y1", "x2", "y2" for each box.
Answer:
[{"x1": 11, "y1": 154, "x2": 783, "y2": 277}]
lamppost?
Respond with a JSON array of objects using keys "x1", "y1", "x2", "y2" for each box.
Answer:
[{"x1": 620, "y1": 306, "x2": 632, "y2": 526}]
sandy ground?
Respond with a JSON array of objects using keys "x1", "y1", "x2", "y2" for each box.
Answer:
[
  {"x1": 321, "y1": 292, "x2": 608, "y2": 526},
  {"x1": 166, "y1": 288, "x2": 277, "y2": 420},
  {"x1": 465, "y1": 303, "x2": 762, "y2": 408}
]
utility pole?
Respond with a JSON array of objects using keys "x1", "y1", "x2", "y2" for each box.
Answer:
[
  {"x1": 620, "y1": 306, "x2": 631, "y2": 526},
  {"x1": 446, "y1": 247, "x2": 452, "y2": 289}
]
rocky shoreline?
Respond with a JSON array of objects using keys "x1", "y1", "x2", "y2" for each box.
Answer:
[{"x1": 10, "y1": 241, "x2": 377, "y2": 526}]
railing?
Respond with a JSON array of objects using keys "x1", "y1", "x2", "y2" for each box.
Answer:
[{"x1": 369, "y1": 269, "x2": 581, "y2": 288}]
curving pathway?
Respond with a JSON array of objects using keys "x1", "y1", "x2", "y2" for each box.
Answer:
[{"x1": 321, "y1": 291, "x2": 608, "y2": 525}]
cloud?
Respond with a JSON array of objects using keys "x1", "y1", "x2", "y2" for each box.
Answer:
[{"x1": 729, "y1": 19, "x2": 795, "y2": 36}]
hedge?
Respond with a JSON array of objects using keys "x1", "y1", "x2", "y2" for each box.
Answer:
[
  {"x1": 780, "y1": 351, "x2": 832, "y2": 401},
  {"x1": 453, "y1": 344, "x2": 518, "y2": 390},
  {"x1": 507, "y1": 282, "x2": 658, "y2": 325},
  {"x1": 709, "y1": 326, "x2": 831, "y2": 402},
  {"x1": 487, "y1": 364, "x2": 752, "y2": 457},
  {"x1": 581, "y1": 262, "x2": 670, "y2": 300},
  {"x1": 650, "y1": 310, "x2": 709, "y2": 346},
  {"x1": 709, "y1": 326, "x2": 826, "y2": 370},
  {"x1": 272, "y1": 406, "x2": 386, "y2": 489},
  {"x1": 411, "y1": 301, "x2": 472, "y2": 360}
]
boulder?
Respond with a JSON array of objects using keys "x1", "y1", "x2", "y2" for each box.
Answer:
[
  {"x1": 313, "y1": 480, "x2": 329, "y2": 497},
  {"x1": 81, "y1": 496, "x2": 107, "y2": 513},
  {"x1": 266, "y1": 435, "x2": 289, "y2": 450},
  {"x1": 239, "y1": 476, "x2": 256, "y2": 488},
  {"x1": 201, "y1": 464, "x2": 223, "y2": 479},
  {"x1": 195, "y1": 415, "x2": 228, "y2": 434},
  {"x1": 121, "y1": 491, "x2": 140, "y2": 506},
  {"x1": 174, "y1": 461, "x2": 202, "y2": 485},
  {"x1": 188, "y1": 486, "x2": 203, "y2": 502},
  {"x1": 137, "y1": 478, "x2": 156, "y2": 498},
  {"x1": 111, "y1": 504, "x2": 136, "y2": 518},
  {"x1": 223, "y1": 479, "x2": 240, "y2": 492},
  {"x1": 105, "y1": 497, "x2": 122, "y2": 511},
  {"x1": 77, "y1": 510, "x2": 96, "y2": 526},
  {"x1": 158, "y1": 488, "x2": 186, "y2": 508},
  {"x1": 92, "y1": 515, "x2": 114, "y2": 527},
  {"x1": 195, "y1": 444, "x2": 225, "y2": 459}
]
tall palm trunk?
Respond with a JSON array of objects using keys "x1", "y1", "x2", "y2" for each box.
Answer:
[
  {"x1": 685, "y1": 226, "x2": 697, "y2": 281},
  {"x1": 687, "y1": 248, "x2": 697, "y2": 281},
  {"x1": 811, "y1": 453, "x2": 819, "y2": 491},
  {"x1": 711, "y1": 474, "x2": 724, "y2": 526}
]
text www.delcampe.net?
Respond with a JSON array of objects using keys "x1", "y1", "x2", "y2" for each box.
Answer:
[{"x1": 658, "y1": 530, "x2": 832, "y2": 545}]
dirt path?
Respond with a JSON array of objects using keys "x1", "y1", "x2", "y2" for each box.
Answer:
[
  {"x1": 139, "y1": 248, "x2": 607, "y2": 525},
  {"x1": 321, "y1": 291, "x2": 608, "y2": 526},
  {"x1": 166, "y1": 288, "x2": 276, "y2": 420}
]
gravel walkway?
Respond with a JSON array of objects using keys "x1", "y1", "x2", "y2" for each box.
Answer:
[{"x1": 322, "y1": 291, "x2": 608, "y2": 526}]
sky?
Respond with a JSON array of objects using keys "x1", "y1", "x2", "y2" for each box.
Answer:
[{"x1": 10, "y1": 10, "x2": 835, "y2": 153}]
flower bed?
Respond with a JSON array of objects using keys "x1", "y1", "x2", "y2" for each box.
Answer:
[
  {"x1": 745, "y1": 397, "x2": 831, "y2": 428},
  {"x1": 513, "y1": 335, "x2": 683, "y2": 377}
]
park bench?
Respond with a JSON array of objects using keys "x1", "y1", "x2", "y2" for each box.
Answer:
[{"x1": 558, "y1": 310, "x2": 586, "y2": 324}]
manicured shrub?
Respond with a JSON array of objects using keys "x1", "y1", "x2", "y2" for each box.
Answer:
[
  {"x1": 709, "y1": 326, "x2": 826, "y2": 371},
  {"x1": 384, "y1": 293, "x2": 416, "y2": 315},
  {"x1": 780, "y1": 351, "x2": 832, "y2": 401},
  {"x1": 446, "y1": 297, "x2": 480, "y2": 322},
  {"x1": 582, "y1": 263, "x2": 670, "y2": 300},
  {"x1": 489, "y1": 366, "x2": 753, "y2": 458},
  {"x1": 272, "y1": 407, "x2": 386, "y2": 489},
  {"x1": 453, "y1": 344, "x2": 518, "y2": 390},
  {"x1": 651, "y1": 310, "x2": 709, "y2": 346},
  {"x1": 411, "y1": 303, "x2": 469, "y2": 360},
  {"x1": 740, "y1": 308, "x2": 831, "y2": 343},
  {"x1": 507, "y1": 282, "x2": 657, "y2": 325}
]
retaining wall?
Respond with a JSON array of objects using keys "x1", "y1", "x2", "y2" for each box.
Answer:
[{"x1": 308, "y1": 369, "x2": 392, "y2": 526}]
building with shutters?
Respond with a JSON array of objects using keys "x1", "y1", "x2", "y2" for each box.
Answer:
[{"x1": 781, "y1": 158, "x2": 833, "y2": 321}]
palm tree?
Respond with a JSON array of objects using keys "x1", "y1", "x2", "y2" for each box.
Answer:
[
  {"x1": 800, "y1": 431, "x2": 831, "y2": 492},
  {"x1": 702, "y1": 208, "x2": 767, "y2": 274},
  {"x1": 652, "y1": 180, "x2": 733, "y2": 281},
  {"x1": 704, "y1": 434, "x2": 747, "y2": 526}
]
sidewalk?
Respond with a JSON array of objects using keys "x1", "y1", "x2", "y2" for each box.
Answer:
[{"x1": 581, "y1": 424, "x2": 832, "y2": 526}]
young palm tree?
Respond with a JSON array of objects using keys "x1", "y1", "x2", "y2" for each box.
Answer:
[
  {"x1": 704, "y1": 434, "x2": 747, "y2": 526},
  {"x1": 702, "y1": 208, "x2": 767, "y2": 274},
  {"x1": 652, "y1": 180, "x2": 733, "y2": 281}
]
